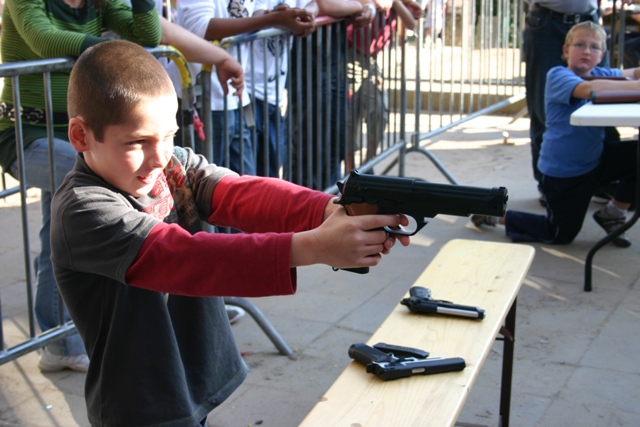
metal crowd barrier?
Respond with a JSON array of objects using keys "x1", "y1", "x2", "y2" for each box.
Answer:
[
  {"x1": 0, "y1": 0, "x2": 527, "y2": 365},
  {"x1": 199, "y1": 0, "x2": 526, "y2": 190}
]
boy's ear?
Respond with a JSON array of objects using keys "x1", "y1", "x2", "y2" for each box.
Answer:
[{"x1": 68, "y1": 117, "x2": 90, "y2": 152}]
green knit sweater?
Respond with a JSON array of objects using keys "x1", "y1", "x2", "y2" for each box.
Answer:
[{"x1": 0, "y1": 0, "x2": 161, "y2": 169}]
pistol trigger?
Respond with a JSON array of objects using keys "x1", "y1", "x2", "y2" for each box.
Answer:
[{"x1": 384, "y1": 224, "x2": 413, "y2": 236}]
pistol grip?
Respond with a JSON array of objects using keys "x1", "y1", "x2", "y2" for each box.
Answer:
[
  {"x1": 349, "y1": 343, "x2": 392, "y2": 365},
  {"x1": 342, "y1": 203, "x2": 380, "y2": 216}
]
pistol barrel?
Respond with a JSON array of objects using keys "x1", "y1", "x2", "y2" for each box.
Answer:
[{"x1": 336, "y1": 170, "x2": 507, "y2": 219}]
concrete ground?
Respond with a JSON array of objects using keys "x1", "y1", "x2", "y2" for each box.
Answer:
[{"x1": 1, "y1": 115, "x2": 639, "y2": 427}]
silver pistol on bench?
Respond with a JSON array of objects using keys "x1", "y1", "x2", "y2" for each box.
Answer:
[{"x1": 401, "y1": 286, "x2": 486, "y2": 320}]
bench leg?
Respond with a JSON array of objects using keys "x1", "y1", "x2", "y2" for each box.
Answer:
[
  {"x1": 498, "y1": 298, "x2": 517, "y2": 427},
  {"x1": 224, "y1": 297, "x2": 295, "y2": 359}
]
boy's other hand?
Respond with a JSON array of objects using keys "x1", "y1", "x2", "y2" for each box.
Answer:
[
  {"x1": 216, "y1": 57, "x2": 245, "y2": 97},
  {"x1": 291, "y1": 208, "x2": 410, "y2": 269}
]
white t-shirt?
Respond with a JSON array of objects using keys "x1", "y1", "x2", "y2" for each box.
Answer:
[
  {"x1": 178, "y1": 0, "x2": 255, "y2": 110},
  {"x1": 246, "y1": 0, "x2": 308, "y2": 106}
]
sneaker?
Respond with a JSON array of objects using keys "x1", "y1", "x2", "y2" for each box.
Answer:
[
  {"x1": 593, "y1": 211, "x2": 632, "y2": 248},
  {"x1": 38, "y1": 348, "x2": 89, "y2": 373},
  {"x1": 226, "y1": 305, "x2": 246, "y2": 324},
  {"x1": 471, "y1": 214, "x2": 497, "y2": 228}
]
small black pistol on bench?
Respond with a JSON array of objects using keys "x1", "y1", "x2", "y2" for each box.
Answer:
[{"x1": 348, "y1": 342, "x2": 465, "y2": 381}]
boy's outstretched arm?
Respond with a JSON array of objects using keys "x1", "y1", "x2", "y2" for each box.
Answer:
[
  {"x1": 290, "y1": 203, "x2": 410, "y2": 269},
  {"x1": 159, "y1": 17, "x2": 244, "y2": 96}
]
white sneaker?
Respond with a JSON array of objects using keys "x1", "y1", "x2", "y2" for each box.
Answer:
[
  {"x1": 225, "y1": 305, "x2": 246, "y2": 324},
  {"x1": 38, "y1": 348, "x2": 89, "y2": 373}
]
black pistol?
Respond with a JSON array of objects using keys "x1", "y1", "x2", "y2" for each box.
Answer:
[
  {"x1": 334, "y1": 170, "x2": 508, "y2": 273},
  {"x1": 348, "y1": 342, "x2": 466, "y2": 381},
  {"x1": 401, "y1": 286, "x2": 486, "y2": 320}
]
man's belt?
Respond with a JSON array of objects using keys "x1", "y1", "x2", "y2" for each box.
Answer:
[
  {"x1": 0, "y1": 102, "x2": 68, "y2": 125},
  {"x1": 530, "y1": 4, "x2": 598, "y2": 25}
]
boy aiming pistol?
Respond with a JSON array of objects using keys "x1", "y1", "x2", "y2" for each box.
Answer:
[{"x1": 51, "y1": 40, "x2": 409, "y2": 427}]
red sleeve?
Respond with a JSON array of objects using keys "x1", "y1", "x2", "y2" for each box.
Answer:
[
  {"x1": 209, "y1": 175, "x2": 334, "y2": 233},
  {"x1": 125, "y1": 222, "x2": 297, "y2": 297}
]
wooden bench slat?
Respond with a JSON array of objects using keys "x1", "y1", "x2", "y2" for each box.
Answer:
[{"x1": 299, "y1": 239, "x2": 535, "y2": 427}]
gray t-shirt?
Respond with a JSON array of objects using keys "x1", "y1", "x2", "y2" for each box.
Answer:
[{"x1": 51, "y1": 147, "x2": 246, "y2": 427}]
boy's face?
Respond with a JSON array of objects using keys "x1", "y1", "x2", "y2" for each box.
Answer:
[
  {"x1": 564, "y1": 29, "x2": 606, "y2": 76},
  {"x1": 74, "y1": 94, "x2": 179, "y2": 197}
]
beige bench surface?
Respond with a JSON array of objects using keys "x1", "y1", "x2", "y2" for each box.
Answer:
[{"x1": 299, "y1": 239, "x2": 535, "y2": 427}]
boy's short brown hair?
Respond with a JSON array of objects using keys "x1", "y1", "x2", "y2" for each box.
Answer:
[
  {"x1": 564, "y1": 21, "x2": 608, "y2": 51},
  {"x1": 68, "y1": 40, "x2": 176, "y2": 141}
]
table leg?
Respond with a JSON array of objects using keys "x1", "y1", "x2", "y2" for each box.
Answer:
[
  {"x1": 498, "y1": 298, "x2": 517, "y2": 427},
  {"x1": 584, "y1": 132, "x2": 640, "y2": 292}
]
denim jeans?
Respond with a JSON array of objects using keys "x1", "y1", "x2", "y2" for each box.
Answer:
[
  {"x1": 208, "y1": 108, "x2": 256, "y2": 176},
  {"x1": 9, "y1": 137, "x2": 86, "y2": 356},
  {"x1": 505, "y1": 140, "x2": 637, "y2": 244},
  {"x1": 254, "y1": 98, "x2": 286, "y2": 178}
]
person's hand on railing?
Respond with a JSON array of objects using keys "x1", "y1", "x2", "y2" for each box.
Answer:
[
  {"x1": 315, "y1": 0, "x2": 363, "y2": 19},
  {"x1": 216, "y1": 57, "x2": 245, "y2": 98},
  {"x1": 400, "y1": 0, "x2": 423, "y2": 20},
  {"x1": 350, "y1": 0, "x2": 376, "y2": 29},
  {"x1": 392, "y1": 0, "x2": 421, "y2": 32},
  {"x1": 158, "y1": 17, "x2": 245, "y2": 97},
  {"x1": 374, "y1": 0, "x2": 394, "y2": 11},
  {"x1": 265, "y1": 5, "x2": 317, "y2": 36}
]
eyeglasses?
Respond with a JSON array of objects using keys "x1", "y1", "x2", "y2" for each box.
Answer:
[{"x1": 570, "y1": 42, "x2": 603, "y2": 53}]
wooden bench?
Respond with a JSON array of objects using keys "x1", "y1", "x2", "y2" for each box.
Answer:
[{"x1": 299, "y1": 239, "x2": 535, "y2": 427}]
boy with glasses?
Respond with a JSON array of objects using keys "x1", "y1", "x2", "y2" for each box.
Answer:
[{"x1": 472, "y1": 21, "x2": 640, "y2": 247}]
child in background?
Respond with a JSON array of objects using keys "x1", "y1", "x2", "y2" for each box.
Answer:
[
  {"x1": 53, "y1": 40, "x2": 409, "y2": 426},
  {"x1": 472, "y1": 21, "x2": 639, "y2": 247}
]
